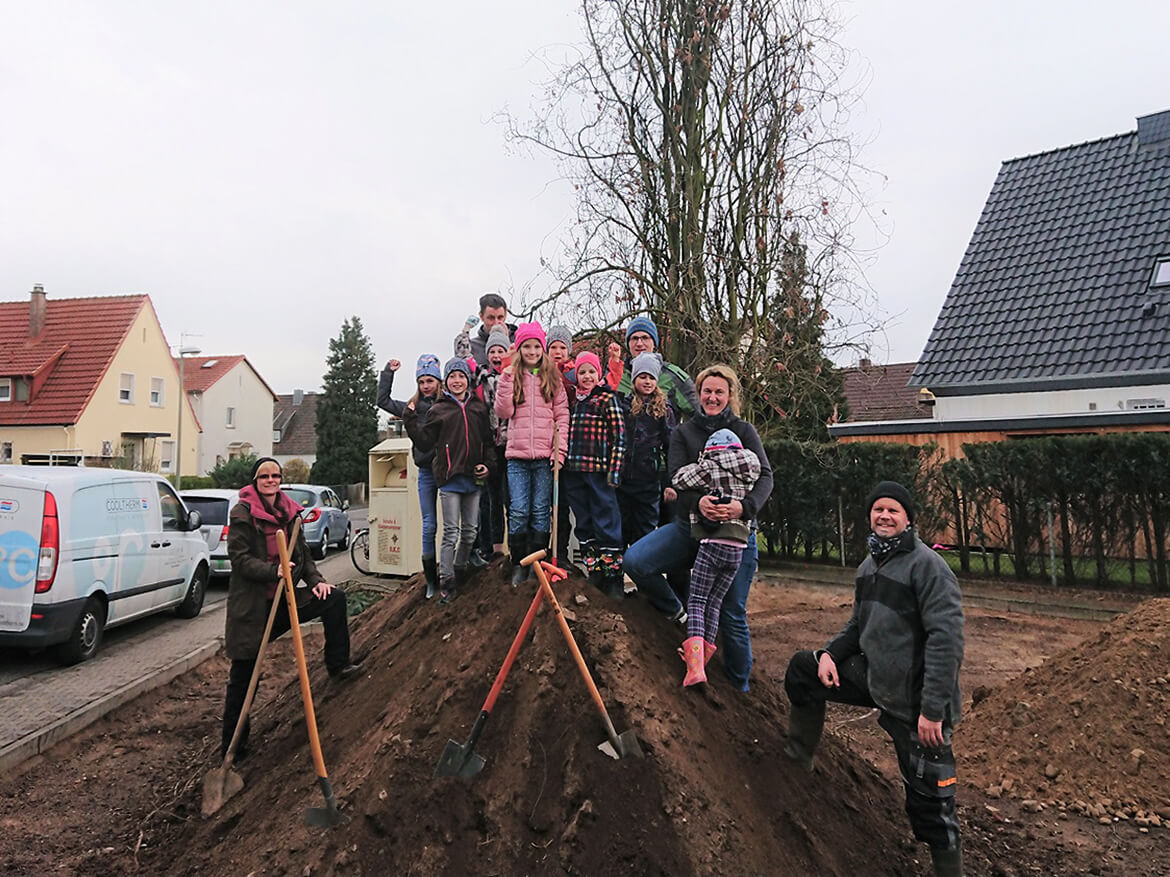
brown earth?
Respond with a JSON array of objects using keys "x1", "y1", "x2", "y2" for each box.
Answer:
[{"x1": 0, "y1": 564, "x2": 1166, "y2": 876}]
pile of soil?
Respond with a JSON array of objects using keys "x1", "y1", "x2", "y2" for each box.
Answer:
[
  {"x1": 960, "y1": 598, "x2": 1170, "y2": 829},
  {"x1": 138, "y1": 562, "x2": 926, "y2": 876}
]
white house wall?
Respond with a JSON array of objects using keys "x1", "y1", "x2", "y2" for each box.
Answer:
[
  {"x1": 194, "y1": 362, "x2": 274, "y2": 473},
  {"x1": 934, "y1": 384, "x2": 1170, "y2": 421}
]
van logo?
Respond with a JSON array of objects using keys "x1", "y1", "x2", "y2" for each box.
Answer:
[
  {"x1": 141, "y1": 499, "x2": 149, "y2": 509},
  {"x1": 0, "y1": 499, "x2": 18, "y2": 514}
]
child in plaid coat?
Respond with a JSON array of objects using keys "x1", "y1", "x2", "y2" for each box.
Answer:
[
  {"x1": 671, "y1": 428, "x2": 761, "y2": 686},
  {"x1": 563, "y1": 351, "x2": 626, "y2": 598}
]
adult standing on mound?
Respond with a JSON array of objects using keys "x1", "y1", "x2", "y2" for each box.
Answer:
[
  {"x1": 605, "y1": 316, "x2": 698, "y2": 422},
  {"x1": 454, "y1": 292, "x2": 516, "y2": 368},
  {"x1": 782, "y1": 481, "x2": 965, "y2": 877},
  {"x1": 220, "y1": 457, "x2": 361, "y2": 761},
  {"x1": 623, "y1": 364, "x2": 772, "y2": 692}
]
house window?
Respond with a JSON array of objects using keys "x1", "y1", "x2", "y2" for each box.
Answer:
[
  {"x1": 119, "y1": 373, "x2": 135, "y2": 403},
  {"x1": 0, "y1": 379, "x2": 10, "y2": 402},
  {"x1": 150, "y1": 377, "x2": 165, "y2": 407},
  {"x1": 159, "y1": 440, "x2": 175, "y2": 473},
  {"x1": 1152, "y1": 258, "x2": 1170, "y2": 287},
  {"x1": 1, "y1": 441, "x2": 12, "y2": 464},
  {"x1": 226, "y1": 407, "x2": 236, "y2": 428},
  {"x1": 13, "y1": 379, "x2": 29, "y2": 402}
]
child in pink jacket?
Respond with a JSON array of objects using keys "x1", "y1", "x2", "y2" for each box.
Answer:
[{"x1": 495, "y1": 322, "x2": 570, "y2": 585}]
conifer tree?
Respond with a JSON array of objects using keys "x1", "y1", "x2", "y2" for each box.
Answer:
[{"x1": 312, "y1": 317, "x2": 378, "y2": 485}]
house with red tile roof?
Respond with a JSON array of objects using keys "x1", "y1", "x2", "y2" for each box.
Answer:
[
  {"x1": 271, "y1": 390, "x2": 320, "y2": 469},
  {"x1": 0, "y1": 285, "x2": 199, "y2": 473},
  {"x1": 838, "y1": 360, "x2": 929, "y2": 423},
  {"x1": 173, "y1": 354, "x2": 278, "y2": 474}
]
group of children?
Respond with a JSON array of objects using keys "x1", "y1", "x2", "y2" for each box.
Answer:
[{"x1": 381, "y1": 319, "x2": 761, "y2": 689}]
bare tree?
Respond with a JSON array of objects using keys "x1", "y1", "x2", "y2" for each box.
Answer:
[{"x1": 508, "y1": 0, "x2": 878, "y2": 435}]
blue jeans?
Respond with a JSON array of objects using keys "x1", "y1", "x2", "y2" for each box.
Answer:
[
  {"x1": 624, "y1": 517, "x2": 758, "y2": 691},
  {"x1": 563, "y1": 471, "x2": 622, "y2": 549},
  {"x1": 507, "y1": 458, "x2": 553, "y2": 534},
  {"x1": 418, "y1": 467, "x2": 438, "y2": 558}
]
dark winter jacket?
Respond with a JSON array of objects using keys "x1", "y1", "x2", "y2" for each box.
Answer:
[
  {"x1": 565, "y1": 385, "x2": 626, "y2": 484},
  {"x1": 611, "y1": 355, "x2": 698, "y2": 421},
  {"x1": 824, "y1": 531, "x2": 965, "y2": 726},
  {"x1": 667, "y1": 410, "x2": 773, "y2": 524},
  {"x1": 225, "y1": 500, "x2": 323, "y2": 661},
  {"x1": 620, "y1": 396, "x2": 675, "y2": 486},
  {"x1": 403, "y1": 392, "x2": 496, "y2": 487},
  {"x1": 377, "y1": 367, "x2": 437, "y2": 468}
]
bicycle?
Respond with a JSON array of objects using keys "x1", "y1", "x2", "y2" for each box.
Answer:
[{"x1": 350, "y1": 528, "x2": 372, "y2": 575}]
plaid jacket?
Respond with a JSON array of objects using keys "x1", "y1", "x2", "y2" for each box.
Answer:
[
  {"x1": 474, "y1": 365, "x2": 508, "y2": 447},
  {"x1": 565, "y1": 385, "x2": 626, "y2": 484},
  {"x1": 672, "y1": 445, "x2": 761, "y2": 543}
]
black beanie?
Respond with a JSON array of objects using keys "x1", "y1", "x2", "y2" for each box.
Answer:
[
  {"x1": 249, "y1": 456, "x2": 283, "y2": 485},
  {"x1": 867, "y1": 480, "x2": 914, "y2": 522}
]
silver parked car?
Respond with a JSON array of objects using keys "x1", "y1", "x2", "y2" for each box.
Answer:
[
  {"x1": 180, "y1": 488, "x2": 241, "y2": 578},
  {"x1": 281, "y1": 484, "x2": 351, "y2": 559}
]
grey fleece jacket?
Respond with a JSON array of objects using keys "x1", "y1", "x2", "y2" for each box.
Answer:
[{"x1": 824, "y1": 531, "x2": 964, "y2": 726}]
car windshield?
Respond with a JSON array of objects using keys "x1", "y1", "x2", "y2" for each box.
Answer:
[
  {"x1": 182, "y1": 497, "x2": 229, "y2": 525},
  {"x1": 282, "y1": 488, "x2": 317, "y2": 508}
]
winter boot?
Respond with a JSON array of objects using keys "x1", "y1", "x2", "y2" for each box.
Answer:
[
  {"x1": 929, "y1": 844, "x2": 963, "y2": 877},
  {"x1": 510, "y1": 531, "x2": 530, "y2": 587},
  {"x1": 681, "y1": 637, "x2": 707, "y2": 686},
  {"x1": 602, "y1": 570, "x2": 626, "y2": 600},
  {"x1": 422, "y1": 556, "x2": 439, "y2": 600},
  {"x1": 439, "y1": 577, "x2": 457, "y2": 604},
  {"x1": 531, "y1": 531, "x2": 550, "y2": 563},
  {"x1": 782, "y1": 703, "x2": 825, "y2": 771},
  {"x1": 703, "y1": 640, "x2": 717, "y2": 665}
]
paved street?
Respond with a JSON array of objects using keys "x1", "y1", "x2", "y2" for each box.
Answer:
[{"x1": 0, "y1": 540, "x2": 364, "y2": 773}]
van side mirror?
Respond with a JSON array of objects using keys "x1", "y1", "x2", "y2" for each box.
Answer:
[{"x1": 186, "y1": 509, "x2": 203, "y2": 531}]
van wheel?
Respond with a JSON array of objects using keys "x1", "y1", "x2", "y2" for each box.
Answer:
[
  {"x1": 313, "y1": 531, "x2": 328, "y2": 560},
  {"x1": 175, "y1": 566, "x2": 207, "y2": 618},
  {"x1": 55, "y1": 597, "x2": 105, "y2": 665}
]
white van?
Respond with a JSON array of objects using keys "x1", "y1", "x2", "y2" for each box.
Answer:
[{"x1": 0, "y1": 465, "x2": 210, "y2": 664}]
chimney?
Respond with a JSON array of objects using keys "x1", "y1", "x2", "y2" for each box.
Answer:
[
  {"x1": 29, "y1": 284, "x2": 46, "y2": 338},
  {"x1": 858, "y1": 357, "x2": 872, "y2": 369},
  {"x1": 292, "y1": 389, "x2": 304, "y2": 406}
]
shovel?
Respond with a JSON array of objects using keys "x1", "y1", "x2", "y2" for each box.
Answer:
[
  {"x1": 433, "y1": 575, "x2": 554, "y2": 779},
  {"x1": 276, "y1": 529, "x2": 348, "y2": 827},
  {"x1": 550, "y1": 424, "x2": 562, "y2": 566},
  {"x1": 202, "y1": 519, "x2": 300, "y2": 818},
  {"x1": 530, "y1": 552, "x2": 643, "y2": 760}
]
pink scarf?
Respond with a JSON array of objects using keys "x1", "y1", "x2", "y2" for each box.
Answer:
[{"x1": 238, "y1": 485, "x2": 302, "y2": 596}]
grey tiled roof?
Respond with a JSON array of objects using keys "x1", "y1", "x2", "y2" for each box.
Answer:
[
  {"x1": 272, "y1": 392, "x2": 320, "y2": 456},
  {"x1": 911, "y1": 110, "x2": 1170, "y2": 391}
]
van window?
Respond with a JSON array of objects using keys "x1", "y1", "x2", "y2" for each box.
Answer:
[
  {"x1": 182, "y1": 496, "x2": 229, "y2": 525},
  {"x1": 156, "y1": 482, "x2": 184, "y2": 531},
  {"x1": 282, "y1": 488, "x2": 315, "y2": 508}
]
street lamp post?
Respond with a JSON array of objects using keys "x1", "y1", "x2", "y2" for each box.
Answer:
[{"x1": 176, "y1": 344, "x2": 201, "y2": 489}]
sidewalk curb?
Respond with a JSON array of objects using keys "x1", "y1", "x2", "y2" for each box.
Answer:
[{"x1": 0, "y1": 637, "x2": 223, "y2": 778}]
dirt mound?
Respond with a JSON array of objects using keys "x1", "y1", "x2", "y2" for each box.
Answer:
[
  {"x1": 141, "y1": 562, "x2": 925, "y2": 875},
  {"x1": 960, "y1": 598, "x2": 1170, "y2": 828}
]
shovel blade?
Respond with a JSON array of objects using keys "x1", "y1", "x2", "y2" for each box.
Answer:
[
  {"x1": 597, "y1": 729, "x2": 643, "y2": 760},
  {"x1": 305, "y1": 805, "x2": 348, "y2": 828},
  {"x1": 433, "y1": 738, "x2": 486, "y2": 779},
  {"x1": 201, "y1": 766, "x2": 245, "y2": 818}
]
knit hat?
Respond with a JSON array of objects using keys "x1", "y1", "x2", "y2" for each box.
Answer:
[
  {"x1": 513, "y1": 321, "x2": 546, "y2": 351},
  {"x1": 486, "y1": 325, "x2": 511, "y2": 353},
  {"x1": 704, "y1": 429, "x2": 742, "y2": 452},
  {"x1": 415, "y1": 353, "x2": 441, "y2": 382},
  {"x1": 443, "y1": 356, "x2": 472, "y2": 382},
  {"x1": 575, "y1": 351, "x2": 602, "y2": 377},
  {"x1": 547, "y1": 325, "x2": 573, "y2": 349},
  {"x1": 631, "y1": 351, "x2": 662, "y2": 380},
  {"x1": 867, "y1": 480, "x2": 915, "y2": 523},
  {"x1": 625, "y1": 316, "x2": 659, "y2": 347},
  {"x1": 249, "y1": 456, "x2": 282, "y2": 485}
]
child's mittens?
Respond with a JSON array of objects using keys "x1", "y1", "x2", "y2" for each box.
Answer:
[{"x1": 463, "y1": 314, "x2": 480, "y2": 332}]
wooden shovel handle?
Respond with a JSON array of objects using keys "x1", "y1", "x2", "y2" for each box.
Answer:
[
  {"x1": 531, "y1": 556, "x2": 613, "y2": 725},
  {"x1": 223, "y1": 519, "x2": 300, "y2": 764},
  {"x1": 276, "y1": 529, "x2": 330, "y2": 781}
]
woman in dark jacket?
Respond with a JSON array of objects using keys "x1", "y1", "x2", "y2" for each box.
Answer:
[
  {"x1": 623, "y1": 364, "x2": 773, "y2": 692},
  {"x1": 378, "y1": 353, "x2": 443, "y2": 597},
  {"x1": 220, "y1": 457, "x2": 360, "y2": 760},
  {"x1": 402, "y1": 357, "x2": 495, "y2": 604}
]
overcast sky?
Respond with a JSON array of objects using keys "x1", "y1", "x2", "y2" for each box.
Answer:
[{"x1": 2, "y1": 1, "x2": 1168, "y2": 393}]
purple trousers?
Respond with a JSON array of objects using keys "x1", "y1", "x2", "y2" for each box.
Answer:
[{"x1": 687, "y1": 541, "x2": 744, "y2": 642}]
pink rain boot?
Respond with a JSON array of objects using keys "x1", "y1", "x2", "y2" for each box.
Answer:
[
  {"x1": 681, "y1": 637, "x2": 707, "y2": 687},
  {"x1": 703, "y1": 641, "x2": 717, "y2": 666}
]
